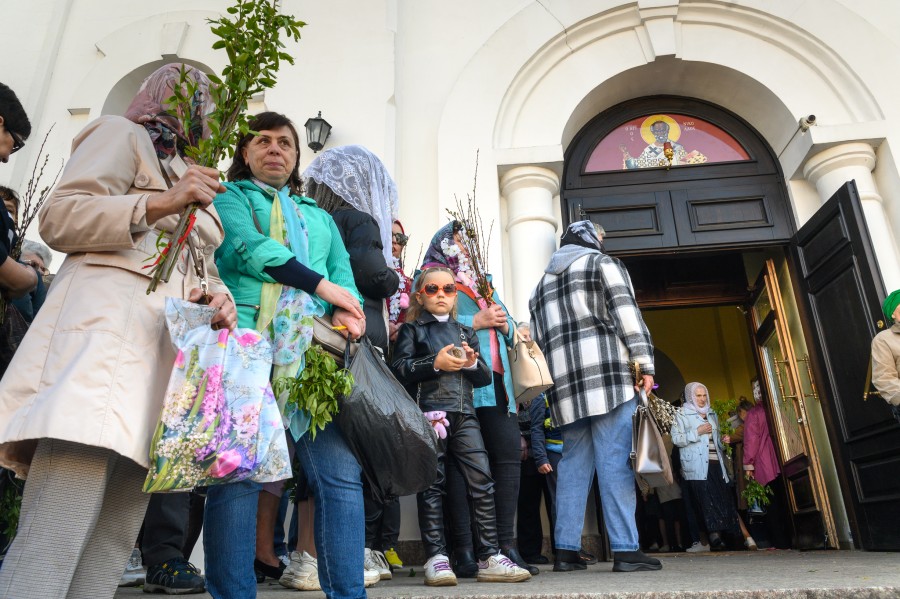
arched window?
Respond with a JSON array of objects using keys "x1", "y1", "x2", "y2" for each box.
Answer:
[
  {"x1": 563, "y1": 96, "x2": 792, "y2": 254},
  {"x1": 586, "y1": 113, "x2": 750, "y2": 172}
]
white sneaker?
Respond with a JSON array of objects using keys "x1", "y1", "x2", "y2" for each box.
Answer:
[
  {"x1": 278, "y1": 553, "x2": 291, "y2": 567},
  {"x1": 279, "y1": 551, "x2": 320, "y2": 591},
  {"x1": 476, "y1": 552, "x2": 531, "y2": 583},
  {"x1": 364, "y1": 566, "x2": 380, "y2": 587},
  {"x1": 424, "y1": 554, "x2": 458, "y2": 587},
  {"x1": 364, "y1": 548, "x2": 392, "y2": 580},
  {"x1": 118, "y1": 548, "x2": 145, "y2": 587},
  {"x1": 686, "y1": 541, "x2": 710, "y2": 553}
]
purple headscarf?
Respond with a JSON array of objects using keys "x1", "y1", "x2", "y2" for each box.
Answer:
[{"x1": 123, "y1": 63, "x2": 214, "y2": 159}]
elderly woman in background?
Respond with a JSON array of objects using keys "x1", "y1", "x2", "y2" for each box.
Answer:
[
  {"x1": 0, "y1": 64, "x2": 235, "y2": 599},
  {"x1": 12, "y1": 239, "x2": 52, "y2": 322},
  {"x1": 213, "y1": 112, "x2": 366, "y2": 599},
  {"x1": 671, "y1": 382, "x2": 740, "y2": 550}
]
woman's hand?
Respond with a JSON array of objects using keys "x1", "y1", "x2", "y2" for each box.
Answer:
[
  {"x1": 461, "y1": 342, "x2": 478, "y2": 368},
  {"x1": 332, "y1": 308, "x2": 365, "y2": 340},
  {"x1": 389, "y1": 321, "x2": 400, "y2": 342},
  {"x1": 188, "y1": 289, "x2": 236, "y2": 331},
  {"x1": 697, "y1": 422, "x2": 713, "y2": 435},
  {"x1": 315, "y1": 278, "x2": 364, "y2": 319},
  {"x1": 472, "y1": 303, "x2": 508, "y2": 332},
  {"x1": 634, "y1": 374, "x2": 655, "y2": 394},
  {"x1": 434, "y1": 344, "x2": 467, "y2": 372},
  {"x1": 538, "y1": 463, "x2": 553, "y2": 474},
  {"x1": 145, "y1": 165, "x2": 225, "y2": 224}
]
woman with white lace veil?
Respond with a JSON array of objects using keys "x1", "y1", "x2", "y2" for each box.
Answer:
[
  {"x1": 304, "y1": 145, "x2": 401, "y2": 579},
  {"x1": 304, "y1": 145, "x2": 400, "y2": 353}
]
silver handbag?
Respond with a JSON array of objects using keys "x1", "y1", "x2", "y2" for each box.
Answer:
[{"x1": 631, "y1": 388, "x2": 674, "y2": 488}]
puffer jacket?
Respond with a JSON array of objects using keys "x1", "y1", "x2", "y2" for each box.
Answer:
[{"x1": 391, "y1": 311, "x2": 492, "y2": 414}]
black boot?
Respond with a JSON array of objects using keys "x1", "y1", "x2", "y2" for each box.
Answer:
[
  {"x1": 453, "y1": 549, "x2": 478, "y2": 578},
  {"x1": 553, "y1": 549, "x2": 587, "y2": 572},
  {"x1": 612, "y1": 550, "x2": 662, "y2": 572},
  {"x1": 502, "y1": 547, "x2": 540, "y2": 576}
]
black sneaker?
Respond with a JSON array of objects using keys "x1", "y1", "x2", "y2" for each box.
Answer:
[{"x1": 143, "y1": 557, "x2": 206, "y2": 594}]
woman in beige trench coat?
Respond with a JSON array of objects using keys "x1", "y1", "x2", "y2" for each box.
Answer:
[{"x1": 0, "y1": 64, "x2": 237, "y2": 599}]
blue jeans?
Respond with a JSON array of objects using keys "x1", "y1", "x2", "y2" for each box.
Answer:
[
  {"x1": 295, "y1": 421, "x2": 365, "y2": 599},
  {"x1": 204, "y1": 479, "x2": 262, "y2": 599},
  {"x1": 554, "y1": 397, "x2": 638, "y2": 553}
]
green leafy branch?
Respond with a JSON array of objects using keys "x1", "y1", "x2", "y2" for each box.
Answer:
[
  {"x1": 711, "y1": 395, "x2": 739, "y2": 456},
  {"x1": 741, "y1": 475, "x2": 775, "y2": 507},
  {"x1": 272, "y1": 346, "x2": 354, "y2": 440},
  {"x1": 147, "y1": 0, "x2": 305, "y2": 293}
]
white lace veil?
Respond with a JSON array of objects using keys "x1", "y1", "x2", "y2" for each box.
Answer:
[{"x1": 303, "y1": 145, "x2": 399, "y2": 264}]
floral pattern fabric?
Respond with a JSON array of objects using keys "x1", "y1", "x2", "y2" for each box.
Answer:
[
  {"x1": 387, "y1": 256, "x2": 412, "y2": 326},
  {"x1": 143, "y1": 298, "x2": 291, "y2": 492}
]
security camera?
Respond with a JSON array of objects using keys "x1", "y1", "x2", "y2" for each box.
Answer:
[{"x1": 799, "y1": 115, "x2": 816, "y2": 132}]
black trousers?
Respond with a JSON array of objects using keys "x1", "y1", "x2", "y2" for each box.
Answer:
[
  {"x1": 141, "y1": 491, "x2": 205, "y2": 565},
  {"x1": 418, "y1": 412, "x2": 498, "y2": 560},
  {"x1": 364, "y1": 490, "x2": 401, "y2": 550},
  {"x1": 446, "y1": 375, "x2": 521, "y2": 552}
]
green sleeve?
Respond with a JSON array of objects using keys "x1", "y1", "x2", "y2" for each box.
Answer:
[{"x1": 214, "y1": 185, "x2": 295, "y2": 283}]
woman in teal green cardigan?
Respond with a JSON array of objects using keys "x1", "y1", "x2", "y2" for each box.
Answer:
[{"x1": 209, "y1": 112, "x2": 368, "y2": 599}]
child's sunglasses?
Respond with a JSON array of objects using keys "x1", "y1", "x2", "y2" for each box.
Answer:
[{"x1": 418, "y1": 283, "x2": 458, "y2": 297}]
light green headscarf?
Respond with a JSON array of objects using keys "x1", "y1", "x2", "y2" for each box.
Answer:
[{"x1": 884, "y1": 289, "x2": 900, "y2": 323}]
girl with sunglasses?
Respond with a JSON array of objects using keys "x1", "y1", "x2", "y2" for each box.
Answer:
[{"x1": 391, "y1": 266, "x2": 532, "y2": 587}]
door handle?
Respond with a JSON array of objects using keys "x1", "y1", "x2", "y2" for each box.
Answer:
[{"x1": 796, "y1": 354, "x2": 819, "y2": 402}]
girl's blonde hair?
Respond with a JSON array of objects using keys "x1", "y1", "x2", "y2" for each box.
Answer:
[{"x1": 405, "y1": 266, "x2": 458, "y2": 322}]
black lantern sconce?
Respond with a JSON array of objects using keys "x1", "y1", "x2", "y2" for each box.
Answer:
[{"x1": 304, "y1": 111, "x2": 332, "y2": 152}]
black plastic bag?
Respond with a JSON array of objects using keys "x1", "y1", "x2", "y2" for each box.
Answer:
[{"x1": 336, "y1": 337, "x2": 438, "y2": 502}]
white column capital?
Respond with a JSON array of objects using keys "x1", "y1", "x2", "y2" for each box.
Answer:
[
  {"x1": 499, "y1": 165, "x2": 560, "y2": 198},
  {"x1": 802, "y1": 142, "x2": 876, "y2": 189}
]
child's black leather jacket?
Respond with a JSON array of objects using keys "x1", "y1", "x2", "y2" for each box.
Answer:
[{"x1": 391, "y1": 312, "x2": 492, "y2": 414}]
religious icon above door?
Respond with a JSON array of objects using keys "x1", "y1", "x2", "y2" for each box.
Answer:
[{"x1": 585, "y1": 113, "x2": 750, "y2": 172}]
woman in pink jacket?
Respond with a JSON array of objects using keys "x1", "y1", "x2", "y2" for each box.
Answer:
[{"x1": 739, "y1": 398, "x2": 792, "y2": 548}]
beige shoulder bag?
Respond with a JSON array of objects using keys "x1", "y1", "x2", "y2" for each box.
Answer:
[{"x1": 507, "y1": 328, "x2": 554, "y2": 406}]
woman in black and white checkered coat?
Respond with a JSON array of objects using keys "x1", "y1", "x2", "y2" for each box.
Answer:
[{"x1": 529, "y1": 220, "x2": 661, "y2": 573}]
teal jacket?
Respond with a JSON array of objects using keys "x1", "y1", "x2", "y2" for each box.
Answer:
[
  {"x1": 455, "y1": 279, "x2": 517, "y2": 413},
  {"x1": 213, "y1": 179, "x2": 362, "y2": 329}
]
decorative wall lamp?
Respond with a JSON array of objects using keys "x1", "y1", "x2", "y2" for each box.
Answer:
[{"x1": 305, "y1": 111, "x2": 332, "y2": 152}]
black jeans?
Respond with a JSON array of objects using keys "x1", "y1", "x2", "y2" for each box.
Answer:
[
  {"x1": 418, "y1": 412, "x2": 498, "y2": 560},
  {"x1": 364, "y1": 490, "x2": 401, "y2": 550},
  {"x1": 516, "y1": 457, "x2": 544, "y2": 558},
  {"x1": 141, "y1": 491, "x2": 205, "y2": 566}
]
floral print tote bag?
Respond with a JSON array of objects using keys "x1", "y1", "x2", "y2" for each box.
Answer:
[{"x1": 143, "y1": 298, "x2": 292, "y2": 492}]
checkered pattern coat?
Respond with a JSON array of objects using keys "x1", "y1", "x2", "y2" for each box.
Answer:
[{"x1": 529, "y1": 247, "x2": 654, "y2": 427}]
